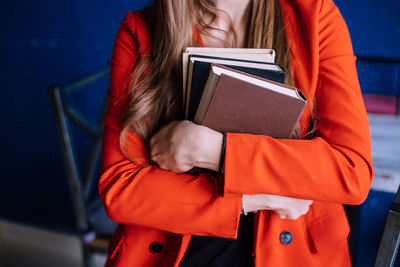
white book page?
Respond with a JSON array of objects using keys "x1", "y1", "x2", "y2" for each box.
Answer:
[
  {"x1": 190, "y1": 56, "x2": 282, "y2": 71},
  {"x1": 185, "y1": 47, "x2": 275, "y2": 57},
  {"x1": 182, "y1": 50, "x2": 276, "y2": 103}
]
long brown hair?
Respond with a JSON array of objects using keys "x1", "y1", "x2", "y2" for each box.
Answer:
[{"x1": 120, "y1": 0, "x2": 299, "y2": 152}]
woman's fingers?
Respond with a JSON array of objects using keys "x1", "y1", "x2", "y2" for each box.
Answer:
[
  {"x1": 243, "y1": 194, "x2": 313, "y2": 219},
  {"x1": 276, "y1": 199, "x2": 312, "y2": 219},
  {"x1": 275, "y1": 201, "x2": 312, "y2": 219},
  {"x1": 148, "y1": 120, "x2": 197, "y2": 173}
]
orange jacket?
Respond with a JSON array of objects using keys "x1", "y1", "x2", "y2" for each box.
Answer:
[{"x1": 99, "y1": 0, "x2": 373, "y2": 266}]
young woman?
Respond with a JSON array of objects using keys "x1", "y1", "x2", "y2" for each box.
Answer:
[{"x1": 99, "y1": 0, "x2": 373, "y2": 266}]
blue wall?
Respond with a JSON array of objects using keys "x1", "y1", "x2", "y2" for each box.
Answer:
[
  {"x1": 337, "y1": 0, "x2": 400, "y2": 97},
  {"x1": 0, "y1": 3, "x2": 398, "y2": 266},
  {"x1": 336, "y1": 0, "x2": 400, "y2": 58},
  {"x1": 0, "y1": 0, "x2": 153, "y2": 231}
]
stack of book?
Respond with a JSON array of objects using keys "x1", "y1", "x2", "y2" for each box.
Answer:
[{"x1": 182, "y1": 47, "x2": 307, "y2": 138}]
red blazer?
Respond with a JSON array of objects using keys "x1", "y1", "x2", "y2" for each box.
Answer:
[{"x1": 99, "y1": 0, "x2": 373, "y2": 266}]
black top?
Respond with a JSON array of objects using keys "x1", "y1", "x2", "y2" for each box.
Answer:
[{"x1": 179, "y1": 214, "x2": 254, "y2": 267}]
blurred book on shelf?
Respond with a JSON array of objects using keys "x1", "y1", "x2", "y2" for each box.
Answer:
[{"x1": 362, "y1": 94, "x2": 399, "y2": 115}]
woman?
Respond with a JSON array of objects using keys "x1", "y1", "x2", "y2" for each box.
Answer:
[{"x1": 99, "y1": 0, "x2": 373, "y2": 266}]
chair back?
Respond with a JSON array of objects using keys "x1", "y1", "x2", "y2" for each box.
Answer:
[
  {"x1": 49, "y1": 66, "x2": 110, "y2": 235},
  {"x1": 374, "y1": 185, "x2": 400, "y2": 267}
]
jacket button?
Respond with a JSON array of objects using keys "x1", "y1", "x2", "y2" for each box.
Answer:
[
  {"x1": 280, "y1": 231, "x2": 293, "y2": 245},
  {"x1": 149, "y1": 242, "x2": 163, "y2": 253}
]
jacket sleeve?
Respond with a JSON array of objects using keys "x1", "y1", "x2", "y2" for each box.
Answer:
[
  {"x1": 98, "y1": 12, "x2": 242, "y2": 238},
  {"x1": 223, "y1": 0, "x2": 373, "y2": 205}
]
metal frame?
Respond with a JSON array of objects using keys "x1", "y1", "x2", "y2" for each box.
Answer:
[
  {"x1": 49, "y1": 66, "x2": 110, "y2": 267},
  {"x1": 375, "y1": 185, "x2": 400, "y2": 267}
]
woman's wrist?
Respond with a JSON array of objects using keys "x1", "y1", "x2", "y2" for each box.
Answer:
[
  {"x1": 218, "y1": 132, "x2": 226, "y2": 173},
  {"x1": 190, "y1": 125, "x2": 223, "y2": 172}
]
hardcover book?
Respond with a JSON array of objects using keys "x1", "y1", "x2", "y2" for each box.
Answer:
[
  {"x1": 195, "y1": 65, "x2": 307, "y2": 138},
  {"x1": 185, "y1": 55, "x2": 285, "y2": 120},
  {"x1": 182, "y1": 47, "x2": 275, "y2": 101}
]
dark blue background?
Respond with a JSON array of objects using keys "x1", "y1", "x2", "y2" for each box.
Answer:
[
  {"x1": 337, "y1": 0, "x2": 400, "y2": 96},
  {"x1": 0, "y1": 0, "x2": 399, "y2": 265},
  {"x1": 0, "y1": 0, "x2": 153, "y2": 231}
]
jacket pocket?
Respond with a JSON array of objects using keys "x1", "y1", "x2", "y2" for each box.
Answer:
[
  {"x1": 108, "y1": 224, "x2": 125, "y2": 260},
  {"x1": 307, "y1": 207, "x2": 350, "y2": 253}
]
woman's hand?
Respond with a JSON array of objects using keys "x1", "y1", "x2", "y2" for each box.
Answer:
[
  {"x1": 150, "y1": 121, "x2": 312, "y2": 219},
  {"x1": 150, "y1": 120, "x2": 223, "y2": 173},
  {"x1": 243, "y1": 194, "x2": 313, "y2": 220}
]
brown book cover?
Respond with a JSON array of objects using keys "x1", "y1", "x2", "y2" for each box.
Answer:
[{"x1": 200, "y1": 66, "x2": 307, "y2": 138}]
